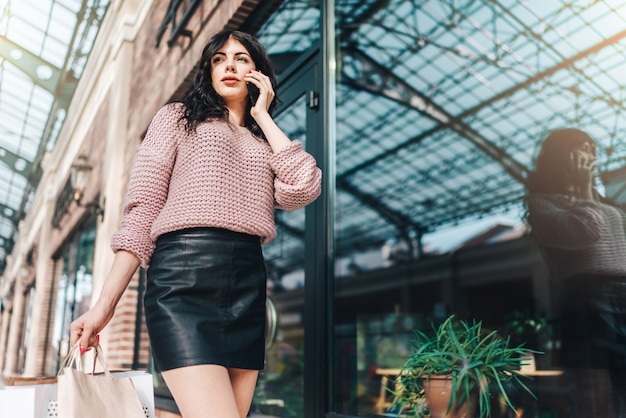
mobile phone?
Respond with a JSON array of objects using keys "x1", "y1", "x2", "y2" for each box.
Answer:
[{"x1": 247, "y1": 82, "x2": 260, "y2": 106}]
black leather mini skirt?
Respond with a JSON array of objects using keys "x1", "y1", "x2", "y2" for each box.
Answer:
[{"x1": 145, "y1": 227, "x2": 266, "y2": 372}]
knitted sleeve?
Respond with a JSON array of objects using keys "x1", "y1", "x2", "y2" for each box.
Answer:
[
  {"x1": 111, "y1": 104, "x2": 181, "y2": 266},
  {"x1": 526, "y1": 193, "x2": 605, "y2": 250},
  {"x1": 270, "y1": 141, "x2": 322, "y2": 211}
]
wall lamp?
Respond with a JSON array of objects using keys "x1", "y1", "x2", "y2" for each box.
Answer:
[{"x1": 71, "y1": 155, "x2": 104, "y2": 220}]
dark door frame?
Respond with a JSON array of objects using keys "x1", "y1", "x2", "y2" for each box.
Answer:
[{"x1": 274, "y1": 42, "x2": 334, "y2": 418}]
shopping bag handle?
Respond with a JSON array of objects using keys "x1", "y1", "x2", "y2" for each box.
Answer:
[{"x1": 59, "y1": 344, "x2": 113, "y2": 378}]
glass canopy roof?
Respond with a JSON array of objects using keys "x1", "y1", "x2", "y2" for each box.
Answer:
[
  {"x1": 0, "y1": 0, "x2": 109, "y2": 273},
  {"x1": 1, "y1": 0, "x2": 625, "y2": 277},
  {"x1": 256, "y1": 0, "x2": 626, "y2": 275}
]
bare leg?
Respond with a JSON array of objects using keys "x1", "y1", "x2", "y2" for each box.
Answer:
[
  {"x1": 161, "y1": 364, "x2": 240, "y2": 418},
  {"x1": 228, "y1": 368, "x2": 259, "y2": 417}
]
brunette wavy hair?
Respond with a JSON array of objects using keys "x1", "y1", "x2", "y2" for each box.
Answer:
[
  {"x1": 526, "y1": 128, "x2": 597, "y2": 195},
  {"x1": 180, "y1": 30, "x2": 278, "y2": 138}
]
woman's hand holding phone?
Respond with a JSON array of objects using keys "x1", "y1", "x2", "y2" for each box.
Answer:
[
  {"x1": 247, "y1": 82, "x2": 260, "y2": 106},
  {"x1": 244, "y1": 70, "x2": 273, "y2": 116},
  {"x1": 570, "y1": 150, "x2": 596, "y2": 199}
]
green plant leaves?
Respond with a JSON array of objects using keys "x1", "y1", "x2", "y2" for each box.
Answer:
[{"x1": 391, "y1": 315, "x2": 542, "y2": 418}]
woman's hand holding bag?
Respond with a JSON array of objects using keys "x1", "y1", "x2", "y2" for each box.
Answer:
[{"x1": 57, "y1": 344, "x2": 147, "y2": 418}]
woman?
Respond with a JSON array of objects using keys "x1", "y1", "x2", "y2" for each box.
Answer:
[
  {"x1": 525, "y1": 128, "x2": 626, "y2": 417},
  {"x1": 70, "y1": 30, "x2": 322, "y2": 418}
]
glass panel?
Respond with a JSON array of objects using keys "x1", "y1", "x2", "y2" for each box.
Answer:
[
  {"x1": 51, "y1": 221, "x2": 96, "y2": 371},
  {"x1": 255, "y1": 0, "x2": 320, "y2": 77},
  {"x1": 0, "y1": 0, "x2": 109, "y2": 275},
  {"x1": 332, "y1": 0, "x2": 626, "y2": 417},
  {"x1": 252, "y1": 94, "x2": 308, "y2": 418}
]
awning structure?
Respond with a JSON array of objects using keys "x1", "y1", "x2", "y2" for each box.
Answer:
[
  {"x1": 0, "y1": 0, "x2": 109, "y2": 274},
  {"x1": 255, "y1": 0, "x2": 626, "y2": 274},
  {"x1": 1, "y1": 1, "x2": 626, "y2": 278}
]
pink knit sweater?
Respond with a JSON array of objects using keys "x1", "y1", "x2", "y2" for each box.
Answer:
[
  {"x1": 111, "y1": 103, "x2": 322, "y2": 266},
  {"x1": 527, "y1": 193, "x2": 626, "y2": 279}
]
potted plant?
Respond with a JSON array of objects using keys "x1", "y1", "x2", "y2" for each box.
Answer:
[
  {"x1": 503, "y1": 308, "x2": 550, "y2": 349},
  {"x1": 390, "y1": 315, "x2": 540, "y2": 418},
  {"x1": 503, "y1": 309, "x2": 553, "y2": 372}
]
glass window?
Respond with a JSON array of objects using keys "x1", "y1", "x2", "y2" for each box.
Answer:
[
  {"x1": 248, "y1": 1, "x2": 321, "y2": 417},
  {"x1": 51, "y1": 221, "x2": 95, "y2": 372},
  {"x1": 332, "y1": 1, "x2": 626, "y2": 417},
  {"x1": 253, "y1": 0, "x2": 320, "y2": 77},
  {"x1": 252, "y1": 94, "x2": 309, "y2": 418}
]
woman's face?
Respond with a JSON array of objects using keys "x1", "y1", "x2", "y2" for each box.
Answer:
[
  {"x1": 210, "y1": 37, "x2": 256, "y2": 105},
  {"x1": 578, "y1": 140, "x2": 595, "y2": 156},
  {"x1": 570, "y1": 141, "x2": 595, "y2": 163}
]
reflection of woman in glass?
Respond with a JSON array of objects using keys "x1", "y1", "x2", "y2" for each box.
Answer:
[{"x1": 525, "y1": 128, "x2": 626, "y2": 417}]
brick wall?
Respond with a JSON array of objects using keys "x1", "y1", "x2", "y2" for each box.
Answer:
[
  {"x1": 112, "y1": 1, "x2": 263, "y2": 410},
  {"x1": 105, "y1": 270, "x2": 150, "y2": 370},
  {"x1": 1, "y1": 0, "x2": 263, "y2": 403},
  {"x1": 32, "y1": 257, "x2": 58, "y2": 376}
]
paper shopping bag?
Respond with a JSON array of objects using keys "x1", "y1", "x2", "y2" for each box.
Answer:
[
  {"x1": 110, "y1": 370, "x2": 155, "y2": 418},
  {"x1": 57, "y1": 345, "x2": 147, "y2": 418}
]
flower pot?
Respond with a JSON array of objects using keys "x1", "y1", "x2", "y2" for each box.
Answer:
[{"x1": 422, "y1": 375, "x2": 476, "y2": 418}]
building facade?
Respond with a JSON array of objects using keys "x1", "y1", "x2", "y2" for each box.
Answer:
[{"x1": 2, "y1": 1, "x2": 626, "y2": 417}]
